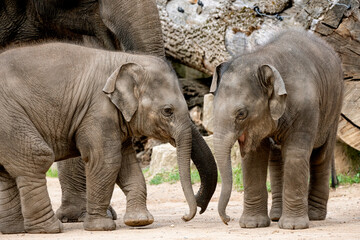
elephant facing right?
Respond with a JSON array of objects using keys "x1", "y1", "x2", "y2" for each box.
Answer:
[{"x1": 210, "y1": 30, "x2": 344, "y2": 229}]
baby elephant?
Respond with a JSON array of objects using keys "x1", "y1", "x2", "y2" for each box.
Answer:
[
  {"x1": 0, "y1": 43, "x2": 215, "y2": 233},
  {"x1": 210, "y1": 30, "x2": 343, "y2": 229}
]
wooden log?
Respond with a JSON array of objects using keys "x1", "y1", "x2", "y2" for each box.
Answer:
[
  {"x1": 157, "y1": 0, "x2": 360, "y2": 80},
  {"x1": 157, "y1": 0, "x2": 264, "y2": 74},
  {"x1": 338, "y1": 81, "x2": 360, "y2": 151},
  {"x1": 338, "y1": 116, "x2": 360, "y2": 151},
  {"x1": 314, "y1": 0, "x2": 360, "y2": 80},
  {"x1": 342, "y1": 81, "x2": 360, "y2": 127}
]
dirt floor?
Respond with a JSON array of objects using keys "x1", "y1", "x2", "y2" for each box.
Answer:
[{"x1": 1, "y1": 178, "x2": 360, "y2": 240}]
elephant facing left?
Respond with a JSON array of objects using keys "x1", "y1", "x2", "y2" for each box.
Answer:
[{"x1": 0, "y1": 42, "x2": 217, "y2": 234}]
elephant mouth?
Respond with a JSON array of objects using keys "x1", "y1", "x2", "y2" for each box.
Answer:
[{"x1": 238, "y1": 132, "x2": 246, "y2": 158}]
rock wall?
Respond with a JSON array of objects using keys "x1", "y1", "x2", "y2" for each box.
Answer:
[{"x1": 157, "y1": 0, "x2": 360, "y2": 80}]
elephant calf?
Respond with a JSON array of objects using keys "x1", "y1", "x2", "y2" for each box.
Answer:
[
  {"x1": 0, "y1": 43, "x2": 217, "y2": 233},
  {"x1": 210, "y1": 30, "x2": 343, "y2": 229}
]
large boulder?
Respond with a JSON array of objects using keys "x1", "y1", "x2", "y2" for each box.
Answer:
[{"x1": 149, "y1": 143, "x2": 177, "y2": 175}]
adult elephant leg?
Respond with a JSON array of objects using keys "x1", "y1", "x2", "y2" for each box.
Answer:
[
  {"x1": 240, "y1": 139, "x2": 270, "y2": 228},
  {"x1": 0, "y1": 167, "x2": 24, "y2": 234},
  {"x1": 308, "y1": 127, "x2": 337, "y2": 221},
  {"x1": 117, "y1": 139, "x2": 153, "y2": 227},
  {"x1": 56, "y1": 158, "x2": 87, "y2": 222},
  {"x1": 99, "y1": 0, "x2": 165, "y2": 57},
  {"x1": 190, "y1": 123, "x2": 218, "y2": 214},
  {"x1": 268, "y1": 143, "x2": 283, "y2": 222},
  {"x1": 56, "y1": 157, "x2": 117, "y2": 222}
]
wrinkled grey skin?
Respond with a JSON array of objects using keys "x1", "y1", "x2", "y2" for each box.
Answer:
[
  {"x1": 56, "y1": 120, "x2": 218, "y2": 226},
  {"x1": 0, "y1": 0, "x2": 218, "y2": 227},
  {"x1": 0, "y1": 43, "x2": 217, "y2": 233},
  {"x1": 210, "y1": 30, "x2": 344, "y2": 230},
  {"x1": 0, "y1": 0, "x2": 166, "y2": 225},
  {"x1": 0, "y1": 0, "x2": 165, "y2": 56}
]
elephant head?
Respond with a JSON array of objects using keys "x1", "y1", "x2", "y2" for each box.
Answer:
[
  {"x1": 103, "y1": 58, "x2": 217, "y2": 221},
  {"x1": 209, "y1": 59, "x2": 287, "y2": 223}
]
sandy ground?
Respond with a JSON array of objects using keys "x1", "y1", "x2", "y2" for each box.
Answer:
[{"x1": 1, "y1": 178, "x2": 360, "y2": 240}]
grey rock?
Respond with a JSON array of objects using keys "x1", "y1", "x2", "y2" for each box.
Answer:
[
  {"x1": 202, "y1": 94, "x2": 214, "y2": 134},
  {"x1": 321, "y1": 0, "x2": 351, "y2": 28},
  {"x1": 255, "y1": 0, "x2": 291, "y2": 15},
  {"x1": 149, "y1": 143, "x2": 177, "y2": 175}
]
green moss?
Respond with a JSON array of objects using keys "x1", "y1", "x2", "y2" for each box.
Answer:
[
  {"x1": 148, "y1": 168, "x2": 181, "y2": 185},
  {"x1": 147, "y1": 162, "x2": 360, "y2": 190},
  {"x1": 148, "y1": 168, "x2": 217, "y2": 185},
  {"x1": 336, "y1": 173, "x2": 360, "y2": 185},
  {"x1": 149, "y1": 174, "x2": 164, "y2": 185},
  {"x1": 147, "y1": 166, "x2": 271, "y2": 192},
  {"x1": 233, "y1": 166, "x2": 244, "y2": 191}
]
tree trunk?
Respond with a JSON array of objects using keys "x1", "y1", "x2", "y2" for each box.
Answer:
[{"x1": 338, "y1": 81, "x2": 360, "y2": 151}]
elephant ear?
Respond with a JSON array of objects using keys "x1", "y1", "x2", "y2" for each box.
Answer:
[
  {"x1": 103, "y1": 63, "x2": 144, "y2": 122},
  {"x1": 210, "y1": 62, "x2": 228, "y2": 94},
  {"x1": 259, "y1": 64, "x2": 287, "y2": 121}
]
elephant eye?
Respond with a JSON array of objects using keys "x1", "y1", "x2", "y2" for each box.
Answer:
[
  {"x1": 162, "y1": 105, "x2": 174, "y2": 117},
  {"x1": 236, "y1": 108, "x2": 248, "y2": 120}
]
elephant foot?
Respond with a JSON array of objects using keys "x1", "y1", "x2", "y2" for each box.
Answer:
[
  {"x1": 269, "y1": 206, "x2": 282, "y2": 222},
  {"x1": 56, "y1": 205, "x2": 117, "y2": 223},
  {"x1": 25, "y1": 217, "x2": 63, "y2": 233},
  {"x1": 0, "y1": 221, "x2": 25, "y2": 234},
  {"x1": 239, "y1": 213, "x2": 270, "y2": 228},
  {"x1": 83, "y1": 214, "x2": 116, "y2": 231},
  {"x1": 278, "y1": 215, "x2": 309, "y2": 229},
  {"x1": 308, "y1": 205, "x2": 326, "y2": 221},
  {"x1": 56, "y1": 204, "x2": 86, "y2": 222},
  {"x1": 124, "y1": 208, "x2": 154, "y2": 227},
  {"x1": 107, "y1": 205, "x2": 118, "y2": 220}
]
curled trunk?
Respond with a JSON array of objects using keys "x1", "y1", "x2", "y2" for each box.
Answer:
[{"x1": 190, "y1": 123, "x2": 217, "y2": 214}]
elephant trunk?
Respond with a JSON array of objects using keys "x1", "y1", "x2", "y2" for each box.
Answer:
[
  {"x1": 190, "y1": 123, "x2": 217, "y2": 214},
  {"x1": 213, "y1": 130, "x2": 236, "y2": 224},
  {"x1": 113, "y1": 0, "x2": 165, "y2": 57},
  {"x1": 175, "y1": 122, "x2": 197, "y2": 221}
]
